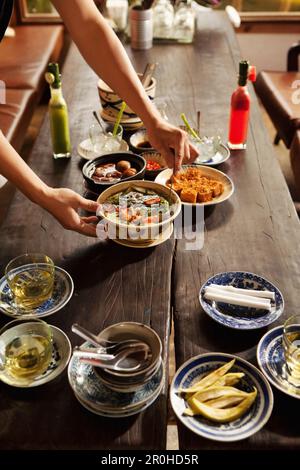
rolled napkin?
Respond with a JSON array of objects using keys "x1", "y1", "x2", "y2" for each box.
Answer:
[
  {"x1": 208, "y1": 284, "x2": 275, "y2": 301},
  {"x1": 204, "y1": 287, "x2": 272, "y2": 311}
]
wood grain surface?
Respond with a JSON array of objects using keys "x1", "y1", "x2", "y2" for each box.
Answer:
[
  {"x1": 0, "y1": 40, "x2": 174, "y2": 451},
  {"x1": 171, "y1": 12, "x2": 300, "y2": 450}
]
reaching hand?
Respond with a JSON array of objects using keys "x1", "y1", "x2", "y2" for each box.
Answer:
[
  {"x1": 42, "y1": 188, "x2": 99, "y2": 237},
  {"x1": 146, "y1": 118, "x2": 199, "y2": 173}
]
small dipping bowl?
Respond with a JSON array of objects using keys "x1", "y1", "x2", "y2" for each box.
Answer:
[
  {"x1": 93, "y1": 322, "x2": 162, "y2": 392},
  {"x1": 141, "y1": 151, "x2": 167, "y2": 180},
  {"x1": 129, "y1": 129, "x2": 155, "y2": 154}
]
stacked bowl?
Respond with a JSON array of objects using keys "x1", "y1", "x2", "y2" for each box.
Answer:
[
  {"x1": 97, "y1": 74, "x2": 156, "y2": 130},
  {"x1": 68, "y1": 322, "x2": 164, "y2": 417}
]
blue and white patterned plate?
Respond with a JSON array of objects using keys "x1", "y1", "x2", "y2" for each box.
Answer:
[
  {"x1": 0, "y1": 266, "x2": 74, "y2": 319},
  {"x1": 74, "y1": 381, "x2": 163, "y2": 418},
  {"x1": 170, "y1": 353, "x2": 273, "y2": 442},
  {"x1": 199, "y1": 271, "x2": 284, "y2": 330},
  {"x1": 257, "y1": 325, "x2": 300, "y2": 399},
  {"x1": 0, "y1": 325, "x2": 72, "y2": 388},
  {"x1": 68, "y1": 353, "x2": 164, "y2": 417}
]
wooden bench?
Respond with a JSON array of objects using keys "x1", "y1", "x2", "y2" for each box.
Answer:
[{"x1": 255, "y1": 42, "x2": 300, "y2": 148}]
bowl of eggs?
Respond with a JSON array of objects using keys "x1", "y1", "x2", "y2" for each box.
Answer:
[{"x1": 82, "y1": 152, "x2": 146, "y2": 194}]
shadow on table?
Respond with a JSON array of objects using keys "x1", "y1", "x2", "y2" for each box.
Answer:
[
  {"x1": 59, "y1": 239, "x2": 157, "y2": 291},
  {"x1": 189, "y1": 311, "x2": 268, "y2": 362},
  {"x1": 204, "y1": 200, "x2": 235, "y2": 231}
]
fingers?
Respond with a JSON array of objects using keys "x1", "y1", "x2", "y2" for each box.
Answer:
[
  {"x1": 159, "y1": 145, "x2": 175, "y2": 170},
  {"x1": 189, "y1": 141, "x2": 199, "y2": 163},
  {"x1": 174, "y1": 134, "x2": 185, "y2": 174},
  {"x1": 81, "y1": 216, "x2": 99, "y2": 223},
  {"x1": 76, "y1": 219, "x2": 98, "y2": 237},
  {"x1": 183, "y1": 140, "x2": 191, "y2": 164},
  {"x1": 78, "y1": 195, "x2": 99, "y2": 213}
]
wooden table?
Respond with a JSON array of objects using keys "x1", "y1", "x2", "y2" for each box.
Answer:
[
  {"x1": 0, "y1": 11, "x2": 299, "y2": 451},
  {"x1": 169, "y1": 13, "x2": 300, "y2": 451}
]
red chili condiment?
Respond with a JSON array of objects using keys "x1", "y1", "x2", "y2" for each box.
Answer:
[{"x1": 146, "y1": 160, "x2": 161, "y2": 171}]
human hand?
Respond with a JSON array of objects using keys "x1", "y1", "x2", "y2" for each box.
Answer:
[
  {"x1": 42, "y1": 187, "x2": 99, "y2": 237},
  {"x1": 146, "y1": 118, "x2": 199, "y2": 173}
]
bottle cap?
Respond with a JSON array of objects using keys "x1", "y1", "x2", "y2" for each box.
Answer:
[
  {"x1": 239, "y1": 60, "x2": 249, "y2": 78},
  {"x1": 47, "y1": 63, "x2": 61, "y2": 88},
  {"x1": 238, "y1": 60, "x2": 249, "y2": 86}
]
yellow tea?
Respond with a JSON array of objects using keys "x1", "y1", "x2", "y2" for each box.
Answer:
[
  {"x1": 5, "y1": 333, "x2": 52, "y2": 379},
  {"x1": 9, "y1": 266, "x2": 54, "y2": 310},
  {"x1": 283, "y1": 331, "x2": 300, "y2": 387}
]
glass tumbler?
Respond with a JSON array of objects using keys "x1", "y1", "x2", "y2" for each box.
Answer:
[
  {"x1": 5, "y1": 253, "x2": 55, "y2": 311},
  {"x1": 153, "y1": 0, "x2": 174, "y2": 39},
  {"x1": 283, "y1": 314, "x2": 300, "y2": 388},
  {"x1": 0, "y1": 318, "x2": 53, "y2": 384},
  {"x1": 89, "y1": 123, "x2": 123, "y2": 154}
]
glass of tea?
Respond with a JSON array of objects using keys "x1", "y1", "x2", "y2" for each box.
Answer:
[
  {"x1": 0, "y1": 318, "x2": 53, "y2": 384},
  {"x1": 5, "y1": 253, "x2": 55, "y2": 311},
  {"x1": 283, "y1": 314, "x2": 300, "y2": 388}
]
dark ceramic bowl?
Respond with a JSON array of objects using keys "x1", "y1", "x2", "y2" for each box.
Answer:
[
  {"x1": 141, "y1": 151, "x2": 168, "y2": 180},
  {"x1": 82, "y1": 152, "x2": 146, "y2": 194}
]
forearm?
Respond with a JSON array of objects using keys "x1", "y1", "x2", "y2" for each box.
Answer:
[
  {"x1": 52, "y1": 0, "x2": 160, "y2": 128},
  {"x1": 0, "y1": 132, "x2": 50, "y2": 205}
]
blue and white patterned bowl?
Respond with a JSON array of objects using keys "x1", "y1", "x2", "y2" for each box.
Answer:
[
  {"x1": 199, "y1": 271, "x2": 284, "y2": 330},
  {"x1": 257, "y1": 325, "x2": 300, "y2": 399},
  {"x1": 68, "y1": 354, "x2": 164, "y2": 417},
  {"x1": 170, "y1": 353, "x2": 273, "y2": 442},
  {"x1": 0, "y1": 266, "x2": 74, "y2": 319}
]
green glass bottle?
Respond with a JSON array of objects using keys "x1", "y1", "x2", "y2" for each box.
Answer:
[{"x1": 45, "y1": 63, "x2": 71, "y2": 159}]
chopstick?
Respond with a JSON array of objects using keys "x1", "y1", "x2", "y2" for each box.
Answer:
[
  {"x1": 207, "y1": 284, "x2": 275, "y2": 301},
  {"x1": 204, "y1": 289, "x2": 272, "y2": 310}
]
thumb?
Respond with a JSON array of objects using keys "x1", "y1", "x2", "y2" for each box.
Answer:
[{"x1": 78, "y1": 196, "x2": 99, "y2": 213}]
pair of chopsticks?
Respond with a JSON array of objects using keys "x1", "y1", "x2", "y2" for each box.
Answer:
[{"x1": 204, "y1": 284, "x2": 275, "y2": 310}]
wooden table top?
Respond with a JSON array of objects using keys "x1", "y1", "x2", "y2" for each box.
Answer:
[{"x1": 0, "y1": 11, "x2": 299, "y2": 451}]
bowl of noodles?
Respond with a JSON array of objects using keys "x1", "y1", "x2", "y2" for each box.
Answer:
[{"x1": 97, "y1": 180, "x2": 181, "y2": 244}]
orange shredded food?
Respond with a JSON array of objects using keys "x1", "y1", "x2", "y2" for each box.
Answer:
[{"x1": 168, "y1": 167, "x2": 224, "y2": 204}]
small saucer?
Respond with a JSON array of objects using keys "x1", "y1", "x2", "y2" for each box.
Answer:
[
  {"x1": 74, "y1": 380, "x2": 163, "y2": 418},
  {"x1": 257, "y1": 326, "x2": 300, "y2": 399},
  {"x1": 68, "y1": 355, "x2": 163, "y2": 417},
  {"x1": 0, "y1": 325, "x2": 72, "y2": 388},
  {"x1": 77, "y1": 138, "x2": 129, "y2": 161},
  {"x1": 170, "y1": 352, "x2": 273, "y2": 442},
  {"x1": 194, "y1": 143, "x2": 230, "y2": 166},
  {"x1": 0, "y1": 266, "x2": 74, "y2": 319},
  {"x1": 199, "y1": 271, "x2": 284, "y2": 330}
]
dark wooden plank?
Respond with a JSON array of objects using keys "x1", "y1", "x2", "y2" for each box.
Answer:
[
  {"x1": 0, "y1": 44, "x2": 174, "y2": 450},
  {"x1": 172, "y1": 12, "x2": 300, "y2": 450}
]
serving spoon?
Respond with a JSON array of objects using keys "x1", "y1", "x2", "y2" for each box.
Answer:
[
  {"x1": 72, "y1": 323, "x2": 149, "y2": 355},
  {"x1": 73, "y1": 343, "x2": 151, "y2": 372}
]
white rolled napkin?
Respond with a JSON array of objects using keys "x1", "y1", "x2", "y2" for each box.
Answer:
[
  {"x1": 208, "y1": 284, "x2": 275, "y2": 301},
  {"x1": 204, "y1": 287, "x2": 272, "y2": 310}
]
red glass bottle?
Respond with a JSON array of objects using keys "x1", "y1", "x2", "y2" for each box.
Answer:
[{"x1": 228, "y1": 60, "x2": 256, "y2": 150}]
